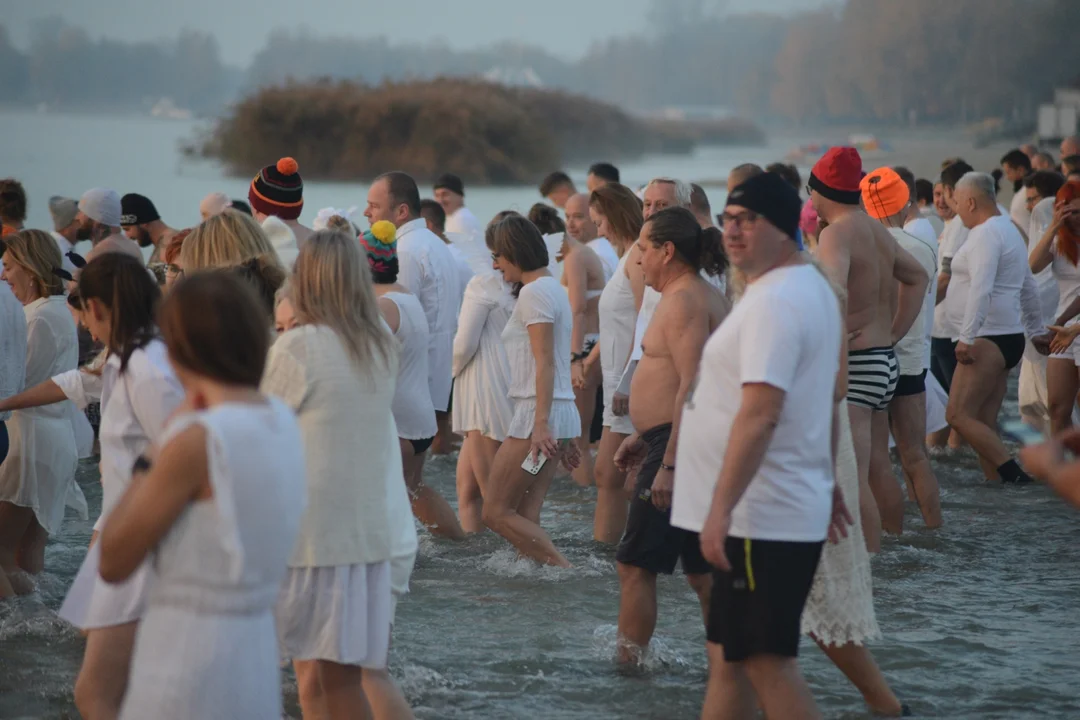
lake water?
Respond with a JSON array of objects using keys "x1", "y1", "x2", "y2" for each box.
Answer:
[{"x1": 2, "y1": 110, "x2": 1079, "y2": 719}]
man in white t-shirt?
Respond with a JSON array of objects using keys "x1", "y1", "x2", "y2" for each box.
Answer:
[
  {"x1": 863, "y1": 168, "x2": 942, "y2": 530},
  {"x1": 366, "y1": 172, "x2": 461, "y2": 453},
  {"x1": 672, "y1": 172, "x2": 845, "y2": 719},
  {"x1": 433, "y1": 173, "x2": 483, "y2": 240}
]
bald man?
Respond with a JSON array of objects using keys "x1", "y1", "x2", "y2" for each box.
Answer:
[
  {"x1": 1062, "y1": 136, "x2": 1080, "y2": 161},
  {"x1": 944, "y1": 172, "x2": 1048, "y2": 485},
  {"x1": 726, "y1": 164, "x2": 764, "y2": 193},
  {"x1": 566, "y1": 193, "x2": 618, "y2": 280}
]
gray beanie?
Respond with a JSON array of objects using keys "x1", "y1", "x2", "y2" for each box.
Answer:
[
  {"x1": 78, "y1": 188, "x2": 122, "y2": 227},
  {"x1": 48, "y1": 196, "x2": 78, "y2": 231}
]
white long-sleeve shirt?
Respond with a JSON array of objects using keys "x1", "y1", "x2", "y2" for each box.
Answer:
[
  {"x1": 0, "y1": 284, "x2": 27, "y2": 423},
  {"x1": 395, "y1": 218, "x2": 462, "y2": 411},
  {"x1": 945, "y1": 214, "x2": 1044, "y2": 345}
]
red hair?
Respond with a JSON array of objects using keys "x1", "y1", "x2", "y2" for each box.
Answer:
[{"x1": 1056, "y1": 181, "x2": 1080, "y2": 266}]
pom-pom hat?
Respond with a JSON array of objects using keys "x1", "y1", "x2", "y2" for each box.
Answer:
[
  {"x1": 360, "y1": 220, "x2": 399, "y2": 278},
  {"x1": 808, "y1": 147, "x2": 863, "y2": 205},
  {"x1": 248, "y1": 157, "x2": 304, "y2": 220}
]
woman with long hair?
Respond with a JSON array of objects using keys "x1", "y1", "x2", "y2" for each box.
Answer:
[
  {"x1": 0, "y1": 252, "x2": 184, "y2": 718},
  {"x1": 1029, "y1": 181, "x2": 1080, "y2": 433},
  {"x1": 483, "y1": 215, "x2": 580, "y2": 567},
  {"x1": 361, "y1": 219, "x2": 465, "y2": 539},
  {"x1": 452, "y1": 211, "x2": 517, "y2": 532},
  {"x1": 584, "y1": 184, "x2": 645, "y2": 543},
  {"x1": 98, "y1": 272, "x2": 305, "y2": 719},
  {"x1": 180, "y1": 209, "x2": 282, "y2": 273},
  {"x1": 263, "y1": 229, "x2": 415, "y2": 719},
  {"x1": 0, "y1": 229, "x2": 80, "y2": 597}
]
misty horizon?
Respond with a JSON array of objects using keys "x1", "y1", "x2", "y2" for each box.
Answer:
[{"x1": 3, "y1": 0, "x2": 830, "y2": 66}]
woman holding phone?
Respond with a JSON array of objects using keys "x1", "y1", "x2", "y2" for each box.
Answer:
[{"x1": 482, "y1": 214, "x2": 580, "y2": 567}]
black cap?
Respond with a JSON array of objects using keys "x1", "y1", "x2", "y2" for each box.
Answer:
[
  {"x1": 433, "y1": 173, "x2": 465, "y2": 197},
  {"x1": 725, "y1": 172, "x2": 802, "y2": 242},
  {"x1": 119, "y1": 193, "x2": 160, "y2": 226}
]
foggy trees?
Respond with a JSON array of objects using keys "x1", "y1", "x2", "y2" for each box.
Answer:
[{"x1": 0, "y1": 0, "x2": 1077, "y2": 125}]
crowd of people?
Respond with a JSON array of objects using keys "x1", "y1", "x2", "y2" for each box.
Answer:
[{"x1": 0, "y1": 136, "x2": 1078, "y2": 718}]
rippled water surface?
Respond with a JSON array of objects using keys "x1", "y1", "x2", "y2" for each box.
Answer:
[{"x1": 3, "y1": 438, "x2": 1080, "y2": 719}]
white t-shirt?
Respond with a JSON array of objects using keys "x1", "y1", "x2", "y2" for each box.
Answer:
[
  {"x1": 445, "y1": 206, "x2": 483, "y2": 240},
  {"x1": 891, "y1": 227, "x2": 937, "y2": 374},
  {"x1": 932, "y1": 216, "x2": 970, "y2": 339},
  {"x1": 904, "y1": 216, "x2": 938, "y2": 247},
  {"x1": 671, "y1": 264, "x2": 841, "y2": 542},
  {"x1": 501, "y1": 276, "x2": 575, "y2": 402},
  {"x1": 944, "y1": 214, "x2": 1044, "y2": 344},
  {"x1": 1010, "y1": 189, "x2": 1032, "y2": 236},
  {"x1": 920, "y1": 207, "x2": 945, "y2": 238}
]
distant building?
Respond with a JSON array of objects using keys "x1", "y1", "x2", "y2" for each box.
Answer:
[{"x1": 1037, "y1": 86, "x2": 1080, "y2": 144}]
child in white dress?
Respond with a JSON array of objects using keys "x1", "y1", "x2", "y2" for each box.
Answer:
[{"x1": 99, "y1": 271, "x2": 305, "y2": 720}]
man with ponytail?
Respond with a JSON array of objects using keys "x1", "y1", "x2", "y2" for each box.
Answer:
[{"x1": 611, "y1": 206, "x2": 730, "y2": 665}]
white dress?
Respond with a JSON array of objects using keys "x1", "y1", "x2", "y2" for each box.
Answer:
[
  {"x1": 0, "y1": 283, "x2": 26, "y2": 425},
  {"x1": 58, "y1": 340, "x2": 186, "y2": 629},
  {"x1": 598, "y1": 253, "x2": 637, "y2": 435},
  {"x1": 502, "y1": 276, "x2": 581, "y2": 440},
  {"x1": 118, "y1": 400, "x2": 306, "y2": 720},
  {"x1": 0, "y1": 296, "x2": 79, "y2": 535},
  {"x1": 452, "y1": 273, "x2": 515, "y2": 441},
  {"x1": 802, "y1": 401, "x2": 881, "y2": 645},
  {"x1": 383, "y1": 292, "x2": 438, "y2": 441}
]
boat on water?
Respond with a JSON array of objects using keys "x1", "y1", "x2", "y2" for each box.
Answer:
[{"x1": 785, "y1": 134, "x2": 892, "y2": 164}]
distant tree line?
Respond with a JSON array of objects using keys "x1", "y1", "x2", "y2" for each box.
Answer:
[{"x1": 1, "y1": 0, "x2": 1077, "y2": 123}]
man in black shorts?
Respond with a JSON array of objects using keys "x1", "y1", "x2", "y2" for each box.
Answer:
[
  {"x1": 612, "y1": 201, "x2": 730, "y2": 665},
  {"x1": 672, "y1": 173, "x2": 847, "y2": 718}
]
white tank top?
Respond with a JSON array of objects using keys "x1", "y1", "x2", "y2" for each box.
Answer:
[
  {"x1": 383, "y1": 292, "x2": 438, "y2": 440},
  {"x1": 598, "y1": 253, "x2": 638, "y2": 380}
]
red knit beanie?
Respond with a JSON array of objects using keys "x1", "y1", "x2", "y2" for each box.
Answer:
[{"x1": 808, "y1": 147, "x2": 863, "y2": 205}]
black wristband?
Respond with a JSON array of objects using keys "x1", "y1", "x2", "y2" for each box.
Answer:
[{"x1": 660, "y1": 462, "x2": 675, "y2": 472}]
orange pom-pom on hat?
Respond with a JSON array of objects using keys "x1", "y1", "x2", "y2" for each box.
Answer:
[
  {"x1": 276, "y1": 156, "x2": 299, "y2": 175},
  {"x1": 249, "y1": 156, "x2": 304, "y2": 220}
]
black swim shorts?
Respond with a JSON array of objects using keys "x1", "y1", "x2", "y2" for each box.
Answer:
[
  {"x1": 707, "y1": 537, "x2": 823, "y2": 662},
  {"x1": 615, "y1": 424, "x2": 710, "y2": 576},
  {"x1": 893, "y1": 369, "x2": 927, "y2": 398}
]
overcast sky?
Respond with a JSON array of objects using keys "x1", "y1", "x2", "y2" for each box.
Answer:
[{"x1": 2, "y1": 0, "x2": 828, "y2": 66}]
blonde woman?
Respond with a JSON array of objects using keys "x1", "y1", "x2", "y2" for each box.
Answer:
[
  {"x1": 180, "y1": 209, "x2": 281, "y2": 272},
  {"x1": 262, "y1": 230, "x2": 416, "y2": 720},
  {"x1": 0, "y1": 230, "x2": 80, "y2": 597}
]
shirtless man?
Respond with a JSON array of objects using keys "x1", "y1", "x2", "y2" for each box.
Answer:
[
  {"x1": 810, "y1": 147, "x2": 928, "y2": 553},
  {"x1": 612, "y1": 205, "x2": 731, "y2": 664},
  {"x1": 561, "y1": 204, "x2": 606, "y2": 487}
]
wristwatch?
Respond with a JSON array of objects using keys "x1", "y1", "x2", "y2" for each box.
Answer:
[{"x1": 660, "y1": 462, "x2": 675, "y2": 472}]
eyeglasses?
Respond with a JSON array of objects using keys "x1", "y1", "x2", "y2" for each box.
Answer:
[
  {"x1": 721, "y1": 210, "x2": 760, "y2": 231},
  {"x1": 805, "y1": 184, "x2": 814, "y2": 198},
  {"x1": 490, "y1": 252, "x2": 501, "y2": 262}
]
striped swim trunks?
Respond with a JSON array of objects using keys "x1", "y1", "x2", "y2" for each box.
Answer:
[{"x1": 847, "y1": 347, "x2": 899, "y2": 412}]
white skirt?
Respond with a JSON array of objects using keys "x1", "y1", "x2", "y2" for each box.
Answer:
[
  {"x1": 601, "y1": 370, "x2": 634, "y2": 436},
  {"x1": 452, "y1": 353, "x2": 514, "y2": 442},
  {"x1": 120, "y1": 606, "x2": 281, "y2": 720},
  {"x1": 0, "y1": 410, "x2": 79, "y2": 535},
  {"x1": 506, "y1": 398, "x2": 581, "y2": 441},
  {"x1": 802, "y1": 401, "x2": 880, "y2": 645},
  {"x1": 276, "y1": 561, "x2": 393, "y2": 668},
  {"x1": 58, "y1": 541, "x2": 152, "y2": 629}
]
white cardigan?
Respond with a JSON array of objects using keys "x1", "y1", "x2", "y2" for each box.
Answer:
[{"x1": 262, "y1": 324, "x2": 413, "y2": 568}]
